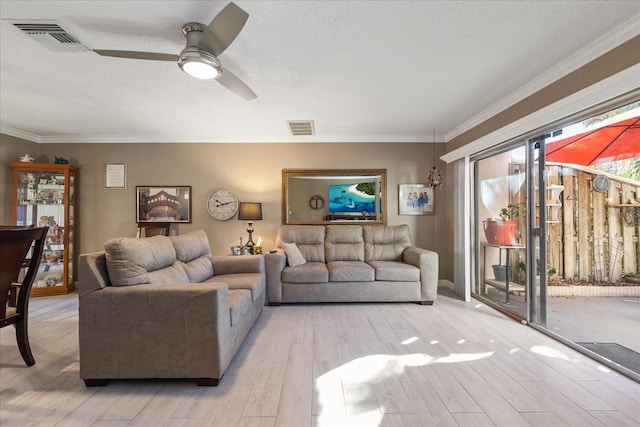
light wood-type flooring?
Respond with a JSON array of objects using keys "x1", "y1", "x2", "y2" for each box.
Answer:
[{"x1": 1, "y1": 286, "x2": 639, "y2": 426}]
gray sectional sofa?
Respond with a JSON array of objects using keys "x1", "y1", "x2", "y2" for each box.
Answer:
[
  {"x1": 265, "y1": 224, "x2": 438, "y2": 305},
  {"x1": 78, "y1": 230, "x2": 265, "y2": 386}
]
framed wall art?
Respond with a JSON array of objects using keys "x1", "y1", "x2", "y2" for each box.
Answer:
[
  {"x1": 398, "y1": 184, "x2": 434, "y2": 215},
  {"x1": 104, "y1": 163, "x2": 127, "y2": 189},
  {"x1": 136, "y1": 186, "x2": 192, "y2": 223}
]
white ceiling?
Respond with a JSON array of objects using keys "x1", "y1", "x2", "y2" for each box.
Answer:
[{"x1": 1, "y1": 1, "x2": 639, "y2": 144}]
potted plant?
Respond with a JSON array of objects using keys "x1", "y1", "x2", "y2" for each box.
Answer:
[
  {"x1": 499, "y1": 204, "x2": 525, "y2": 221},
  {"x1": 483, "y1": 203, "x2": 525, "y2": 245},
  {"x1": 492, "y1": 264, "x2": 512, "y2": 282}
]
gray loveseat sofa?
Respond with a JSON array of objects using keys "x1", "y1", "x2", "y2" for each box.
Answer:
[
  {"x1": 265, "y1": 224, "x2": 438, "y2": 305},
  {"x1": 78, "y1": 230, "x2": 265, "y2": 386}
]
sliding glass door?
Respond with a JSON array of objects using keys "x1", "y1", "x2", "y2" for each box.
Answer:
[
  {"x1": 471, "y1": 137, "x2": 551, "y2": 323},
  {"x1": 471, "y1": 99, "x2": 640, "y2": 378},
  {"x1": 473, "y1": 144, "x2": 530, "y2": 320}
]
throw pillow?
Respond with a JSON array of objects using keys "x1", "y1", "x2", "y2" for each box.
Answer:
[{"x1": 282, "y1": 242, "x2": 306, "y2": 267}]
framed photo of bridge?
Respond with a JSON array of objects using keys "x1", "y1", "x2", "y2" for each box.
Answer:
[{"x1": 136, "y1": 186, "x2": 192, "y2": 223}]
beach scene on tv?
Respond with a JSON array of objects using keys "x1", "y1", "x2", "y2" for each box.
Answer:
[{"x1": 329, "y1": 182, "x2": 377, "y2": 215}]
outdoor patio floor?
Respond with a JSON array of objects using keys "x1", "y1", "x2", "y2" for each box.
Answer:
[
  {"x1": 481, "y1": 285, "x2": 640, "y2": 375},
  {"x1": 547, "y1": 295, "x2": 640, "y2": 354}
]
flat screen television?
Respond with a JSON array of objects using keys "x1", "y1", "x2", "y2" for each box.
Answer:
[{"x1": 328, "y1": 182, "x2": 376, "y2": 214}]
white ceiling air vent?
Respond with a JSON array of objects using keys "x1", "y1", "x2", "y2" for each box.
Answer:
[
  {"x1": 9, "y1": 20, "x2": 90, "y2": 52},
  {"x1": 287, "y1": 120, "x2": 315, "y2": 136}
]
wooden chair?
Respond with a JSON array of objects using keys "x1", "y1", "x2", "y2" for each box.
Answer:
[
  {"x1": 0, "y1": 226, "x2": 48, "y2": 366},
  {"x1": 136, "y1": 222, "x2": 171, "y2": 238}
]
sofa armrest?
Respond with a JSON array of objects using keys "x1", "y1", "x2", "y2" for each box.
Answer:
[
  {"x1": 403, "y1": 247, "x2": 439, "y2": 303},
  {"x1": 264, "y1": 251, "x2": 286, "y2": 304},
  {"x1": 212, "y1": 255, "x2": 265, "y2": 275},
  {"x1": 79, "y1": 282, "x2": 231, "y2": 381},
  {"x1": 78, "y1": 252, "x2": 110, "y2": 298}
]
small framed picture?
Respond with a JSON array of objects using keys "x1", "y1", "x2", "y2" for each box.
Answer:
[
  {"x1": 136, "y1": 186, "x2": 192, "y2": 223},
  {"x1": 104, "y1": 163, "x2": 127, "y2": 189},
  {"x1": 399, "y1": 184, "x2": 434, "y2": 215}
]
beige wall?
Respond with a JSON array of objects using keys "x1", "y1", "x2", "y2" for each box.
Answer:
[
  {"x1": 0, "y1": 134, "x2": 40, "y2": 223},
  {"x1": 1, "y1": 139, "x2": 453, "y2": 281}
]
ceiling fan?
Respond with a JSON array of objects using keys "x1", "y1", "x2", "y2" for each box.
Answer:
[{"x1": 93, "y1": 2, "x2": 256, "y2": 100}]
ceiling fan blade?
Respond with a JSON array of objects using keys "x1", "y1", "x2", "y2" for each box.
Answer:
[
  {"x1": 94, "y1": 50, "x2": 178, "y2": 61},
  {"x1": 217, "y1": 67, "x2": 256, "y2": 100},
  {"x1": 199, "y1": 2, "x2": 249, "y2": 56}
]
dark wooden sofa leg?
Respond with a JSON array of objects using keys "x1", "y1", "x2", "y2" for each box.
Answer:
[
  {"x1": 419, "y1": 301, "x2": 434, "y2": 305},
  {"x1": 84, "y1": 379, "x2": 108, "y2": 387},
  {"x1": 196, "y1": 377, "x2": 220, "y2": 386}
]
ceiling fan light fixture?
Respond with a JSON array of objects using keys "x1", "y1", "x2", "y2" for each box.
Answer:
[{"x1": 178, "y1": 47, "x2": 221, "y2": 79}]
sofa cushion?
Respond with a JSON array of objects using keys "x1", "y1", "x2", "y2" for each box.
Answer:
[
  {"x1": 228, "y1": 289, "x2": 252, "y2": 327},
  {"x1": 282, "y1": 262, "x2": 329, "y2": 283},
  {"x1": 277, "y1": 225, "x2": 325, "y2": 262},
  {"x1": 328, "y1": 261, "x2": 374, "y2": 282},
  {"x1": 208, "y1": 273, "x2": 266, "y2": 302},
  {"x1": 104, "y1": 235, "x2": 189, "y2": 286},
  {"x1": 146, "y1": 262, "x2": 189, "y2": 285},
  {"x1": 325, "y1": 225, "x2": 365, "y2": 262},
  {"x1": 367, "y1": 260, "x2": 420, "y2": 282},
  {"x1": 170, "y1": 230, "x2": 214, "y2": 282},
  {"x1": 282, "y1": 242, "x2": 306, "y2": 267},
  {"x1": 363, "y1": 225, "x2": 412, "y2": 261}
]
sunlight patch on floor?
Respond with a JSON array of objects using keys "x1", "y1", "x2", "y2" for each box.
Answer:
[
  {"x1": 315, "y1": 350, "x2": 494, "y2": 424},
  {"x1": 530, "y1": 345, "x2": 571, "y2": 360}
]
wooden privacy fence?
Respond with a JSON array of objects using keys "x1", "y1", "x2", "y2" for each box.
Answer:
[{"x1": 546, "y1": 163, "x2": 640, "y2": 283}]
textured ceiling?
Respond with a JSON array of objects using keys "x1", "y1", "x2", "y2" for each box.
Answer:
[{"x1": 1, "y1": 1, "x2": 638, "y2": 143}]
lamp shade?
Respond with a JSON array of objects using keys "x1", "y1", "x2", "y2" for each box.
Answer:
[{"x1": 238, "y1": 202, "x2": 262, "y2": 221}]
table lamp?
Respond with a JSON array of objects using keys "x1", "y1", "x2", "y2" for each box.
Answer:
[{"x1": 238, "y1": 202, "x2": 262, "y2": 249}]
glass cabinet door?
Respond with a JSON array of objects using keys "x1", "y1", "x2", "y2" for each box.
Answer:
[
  {"x1": 67, "y1": 171, "x2": 76, "y2": 286},
  {"x1": 12, "y1": 162, "x2": 78, "y2": 296}
]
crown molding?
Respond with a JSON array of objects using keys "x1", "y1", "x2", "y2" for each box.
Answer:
[
  {"x1": 445, "y1": 13, "x2": 640, "y2": 143},
  {"x1": 0, "y1": 125, "x2": 41, "y2": 143},
  {"x1": 0, "y1": 125, "x2": 439, "y2": 144},
  {"x1": 30, "y1": 134, "x2": 434, "y2": 144}
]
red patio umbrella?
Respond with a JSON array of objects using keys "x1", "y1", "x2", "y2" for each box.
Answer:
[{"x1": 545, "y1": 116, "x2": 640, "y2": 165}]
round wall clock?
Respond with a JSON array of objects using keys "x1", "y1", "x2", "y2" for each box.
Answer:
[
  {"x1": 592, "y1": 175, "x2": 610, "y2": 193},
  {"x1": 309, "y1": 194, "x2": 325, "y2": 210},
  {"x1": 206, "y1": 188, "x2": 239, "y2": 220}
]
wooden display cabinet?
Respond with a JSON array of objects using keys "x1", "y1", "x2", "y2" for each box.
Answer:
[{"x1": 10, "y1": 162, "x2": 78, "y2": 296}]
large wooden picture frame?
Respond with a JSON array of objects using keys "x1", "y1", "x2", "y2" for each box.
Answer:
[{"x1": 282, "y1": 169, "x2": 387, "y2": 225}]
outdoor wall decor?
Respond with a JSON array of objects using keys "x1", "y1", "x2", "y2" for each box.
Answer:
[
  {"x1": 136, "y1": 186, "x2": 192, "y2": 223},
  {"x1": 398, "y1": 184, "x2": 434, "y2": 215}
]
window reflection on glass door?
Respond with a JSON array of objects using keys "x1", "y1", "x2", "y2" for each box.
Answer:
[{"x1": 473, "y1": 145, "x2": 529, "y2": 319}]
